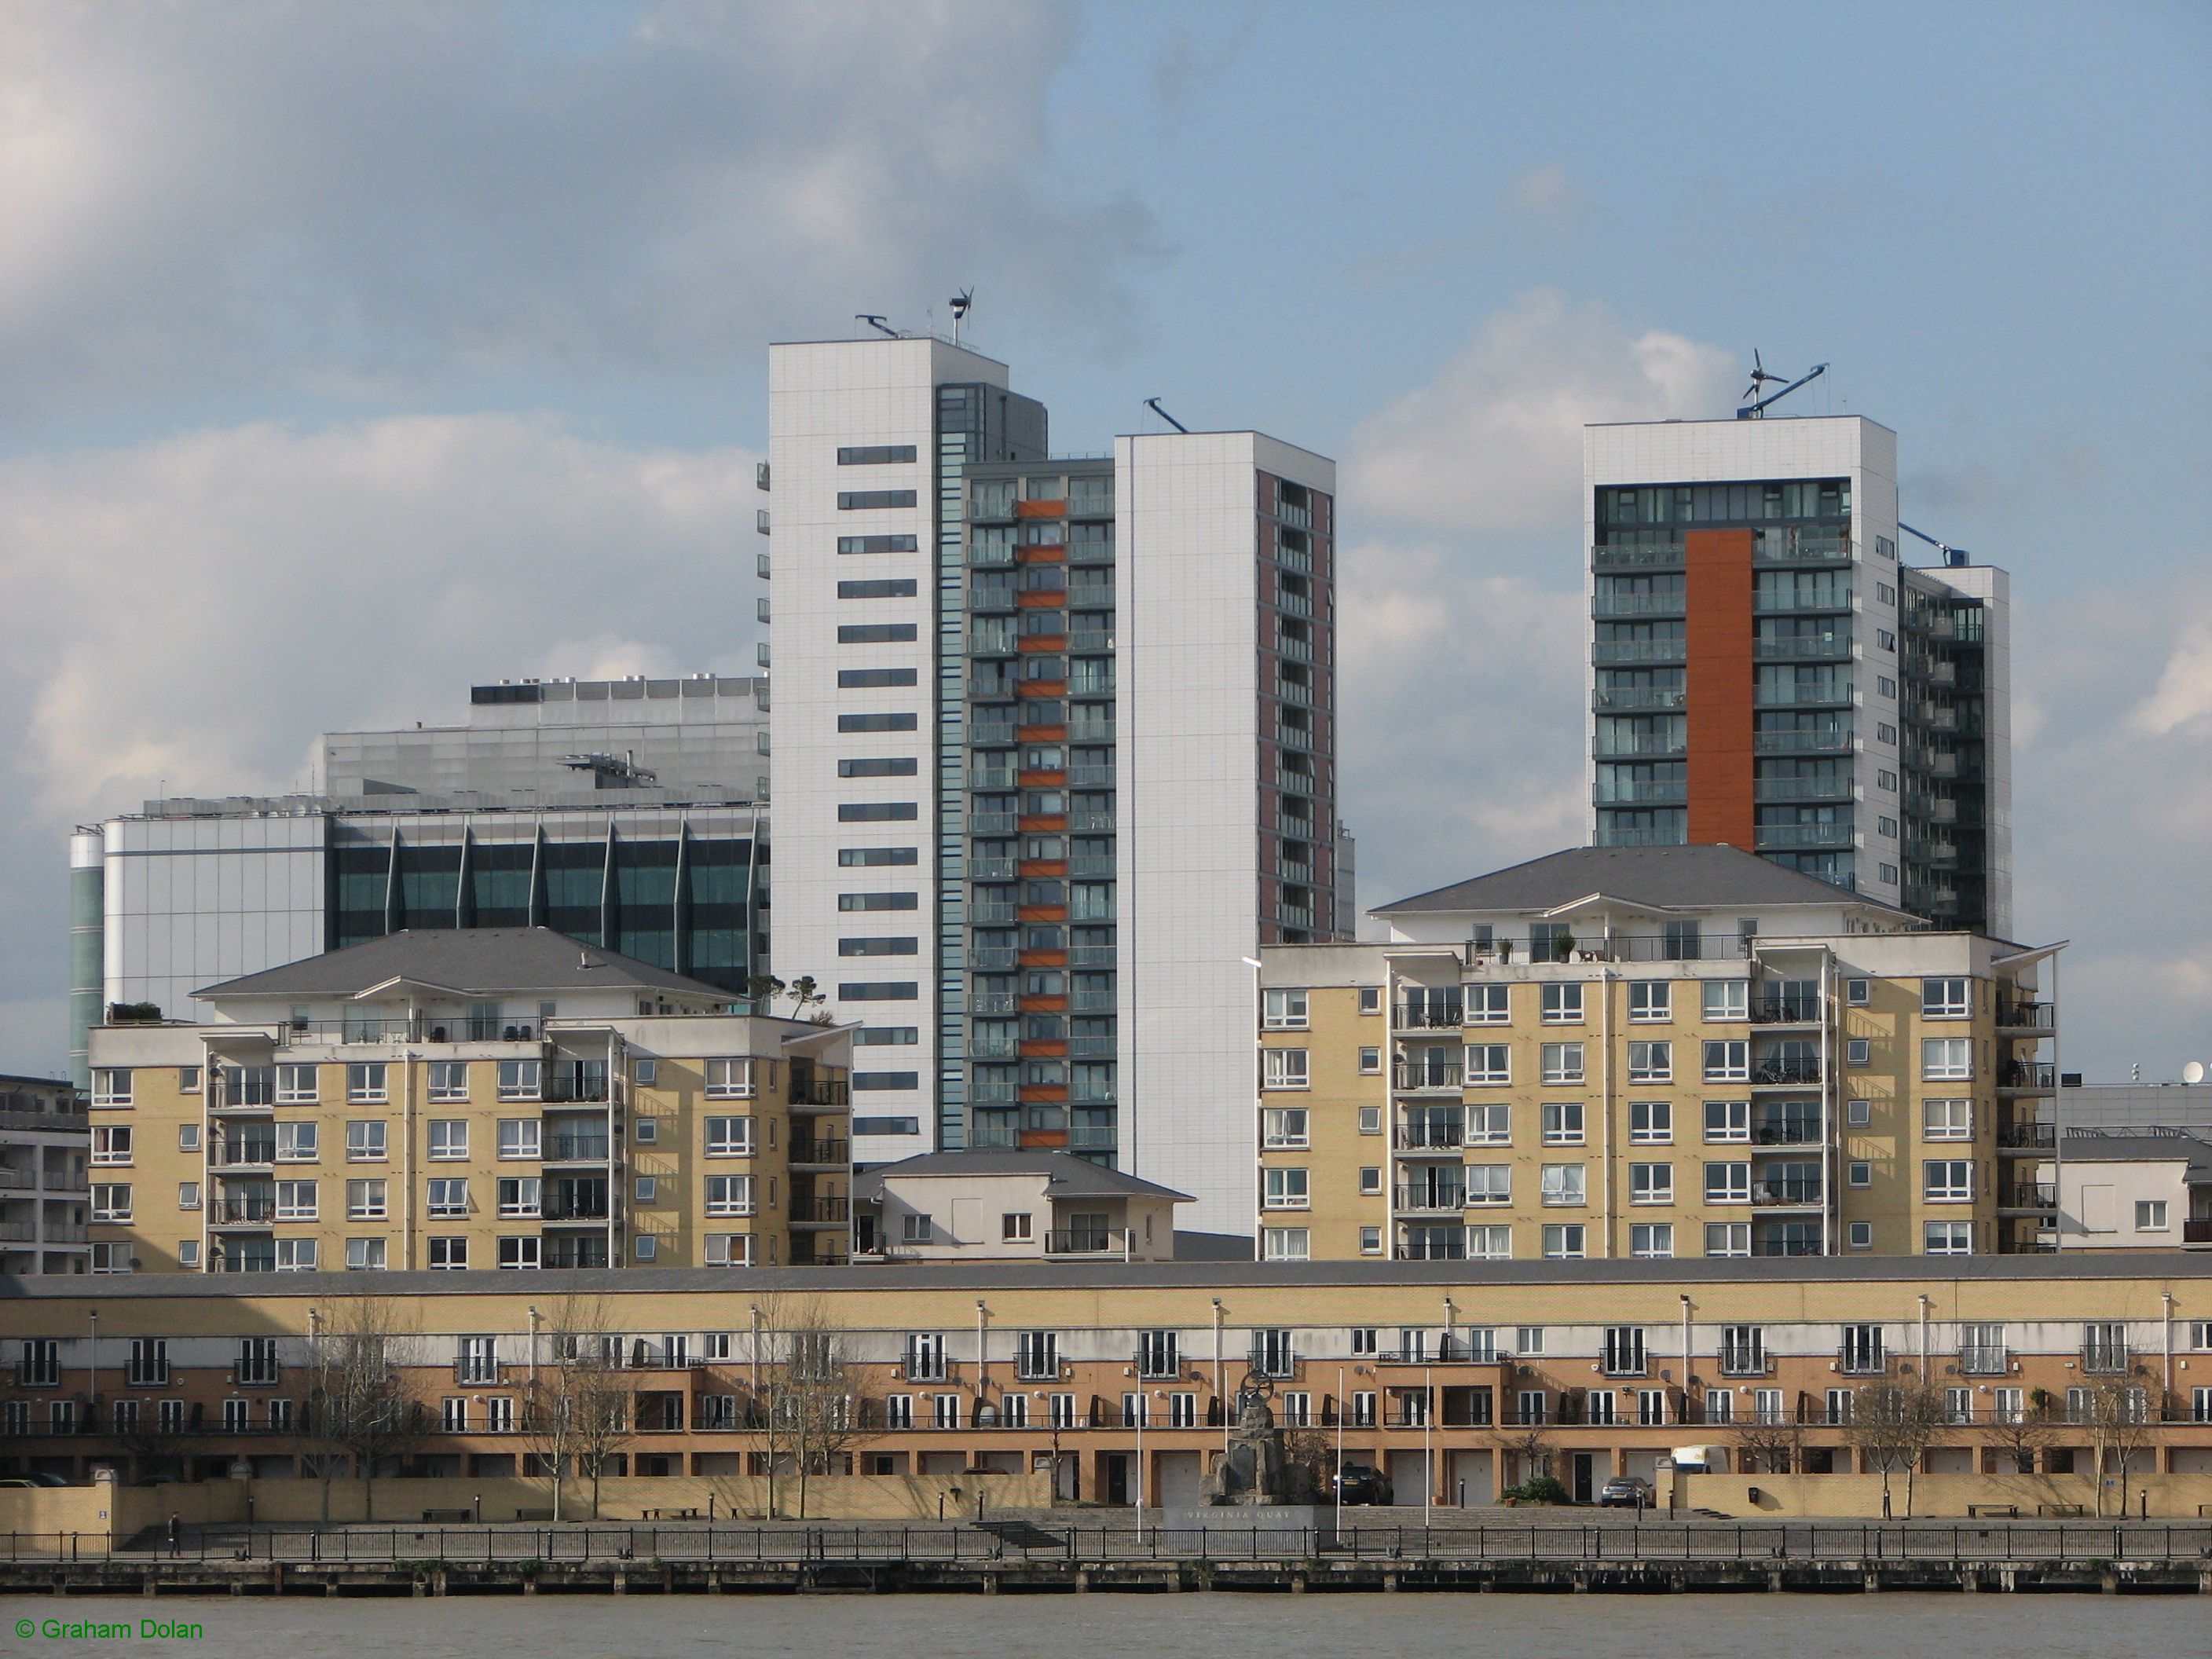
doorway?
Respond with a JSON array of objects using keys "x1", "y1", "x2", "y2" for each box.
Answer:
[{"x1": 1571, "y1": 1452, "x2": 1597, "y2": 1503}]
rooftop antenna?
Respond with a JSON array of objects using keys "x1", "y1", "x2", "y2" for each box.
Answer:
[
  {"x1": 1735, "y1": 353, "x2": 1829, "y2": 419},
  {"x1": 1898, "y1": 522, "x2": 1972, "y2": 568},
  {"x1": 1144, "y1": 397, "x2": 1189, "y2": 434},
  {"x1": 855, "y1": 313, "x2": 899, "y2": 339},
  {"x1": 948, "y1": 288, "x2": 973, "y2": 346}
]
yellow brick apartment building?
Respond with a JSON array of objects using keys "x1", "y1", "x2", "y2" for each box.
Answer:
[
  {"x1": 1257, "y1": 847, "x2": 2060, "y2": 1263},
  {"x1": 82, "y1": 929, "x2": 854, "y2": 1275}
]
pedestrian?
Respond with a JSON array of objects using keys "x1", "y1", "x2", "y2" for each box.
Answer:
[{"x1": 167, "y1": 1511, "x2": 181, "y2": 1557}]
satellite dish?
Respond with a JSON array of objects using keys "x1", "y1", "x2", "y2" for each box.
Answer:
[{"x1": 2185, "y1": 1060, "x2": 2209, "y2": 1086}]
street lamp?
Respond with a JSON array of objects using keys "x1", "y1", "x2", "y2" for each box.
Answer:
[{"x1": 1423, "y1": 1364, "x2": 1434, "y2": 1529}]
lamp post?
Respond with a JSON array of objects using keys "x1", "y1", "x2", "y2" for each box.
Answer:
[
  {"x1": 1423, "y1": 1364, "x2": 1434, "y2": 1529},
  {"x1": 1135, "y1": 1390, "x2": 1147, "y2": 1540},
  {"x1": 1335, "y1": 1366, "x2": 1346, "y2": 1529}
]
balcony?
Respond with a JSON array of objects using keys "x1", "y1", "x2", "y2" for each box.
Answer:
[
  {"x1": 210, "y1": 1199, "x2": 274, "y2": 1227},
  {"x1": 1754, "y1": 728, "x2": 1853, "y2": 755},
  {"x1": 542, "y1": 1136, "x2": 611, "y2": 1164},
  {"x1": 2183, "y1": 1218, "x2": 2212, "y2": 1247},
  {"x1": 790, "y1": 1080, "x2": 851, "y2": 1107},
  {"x1": 1046, "y1": 1228, "x2": 1124, "y2": 1256},
  {"x1": 1754, "y1": 776, "x2": 1853, "y2": 804},
  {"x1": 1751, "y1": 1119, "x2": 1824, "y2": 1146},
  {"x1": 1599, "y1": 781, "x2": 1689, "y2": 807},
  {"x1": 1590, "y1": 544, "x2": 1684, "y2": 571},
  {"x1": 789, "y1": 1196, "x2": 850, "y2": 1225},
  {"x1": 1593, "y1": 687, "x2": 1686, "y2": 712},
  {"x1": 789, "y1": 1137, "x2": 850, "y2": 1167},
  {"x1": 1753, "y1": 683, "x2": 1853, "y2": 709},
  {"x1": 1395, "y1": 1005, "x2": 1464, "y2": 1030},
  {"x1": 1998, "y1": 1183, "x2": 2056, "y2": 1211},
  {"x1": 1593, "y1": 734, "x2": 1686, "y2": 760},
  {"x1": 1751, "y1": 1180, "x2": 1824, "y2": 1208},
  {"x1": 1998, "y1": 1001, "x2": 2056, "y2": 1031},
  {"x1": 1997, "y1": 1119, "x2": 2056, "y2": 1150},
  {"x1": 1755, "y1": 635, "x2": 1853, "y2": 661},
  {"x1": 1394, "y1": 1125, "x2": 1465, "y2": 1152},
  {"x1": 540, "y1": 1194, "x2": 610, "y2": 1222},
  {"x1": 1394, "y1": 1188, "x2": 1469, "y2": 1215},
  {"x1": 1998, "y1": 1062, "x2": 2057, "y2": 1093},
  {"x1": 1750, "y1": 995, "x2": 1822, "y2": 1025},
  {"x1": 1591, "y1": 593, "x2": 1685, "y2": 619},
  {"x1": 1591, "y1": 639, "x2": 1686, "y2": 667},
  {"x1": 1752, "y1": 1058, "x2": 1822, "y2": 1086},
  {"x1": 1393, "y1": 1063, "x2": 1464, "y2": 1093},
  {"x1": 208, "y1": 1142, "x2": 276, "y2": 1170}
]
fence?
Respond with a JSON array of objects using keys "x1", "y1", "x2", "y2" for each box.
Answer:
[{"x1": 9, "y1": 1520, "x2": 2212, "y2": 1566}]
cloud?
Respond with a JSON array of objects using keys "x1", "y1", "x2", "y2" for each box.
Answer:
[
  {"x1": 0, "y1": 415, "x2": 762, "y2": 822},
  {"x1": 0, "y1": 0, "x2": 1150, "y2": 420},
  {"x1": 2129, "y1": 618, "x2": 2212, "y2": 738},
  {"x1": 1152, "y1": 5, "x2": 1262, "y2": 111},
  {"x1": 1345, "y1": 288, "x2": 1737, "y2": 532}
]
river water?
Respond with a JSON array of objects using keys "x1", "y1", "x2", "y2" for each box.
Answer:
[{"x1": 6, "y1": 1593, "x2": 2192, "y2": 1657}]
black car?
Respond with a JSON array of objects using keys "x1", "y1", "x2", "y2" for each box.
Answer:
[{"x1": 1331, "y1": 1463, "x2": 1394, "y2": 1506}]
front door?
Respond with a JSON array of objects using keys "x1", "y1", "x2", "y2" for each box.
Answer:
[
  {"x1": 1103, "y1": 1452, "x2": 1130, "y2": 1507},
  {"x1": 1572, "y1": 1452, "x2": 1596, "y2": 1503}
]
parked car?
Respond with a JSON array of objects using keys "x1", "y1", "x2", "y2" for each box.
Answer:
[
  {"x1": 1331, "y1": 1464, "x2": 1395, "y2": 1506},
  {"x1": 1596, "y1": 1475, "x2": 1654, "y2": 1509}
]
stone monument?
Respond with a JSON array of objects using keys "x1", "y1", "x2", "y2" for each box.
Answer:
[{"x1": 1200, "y1": 1379, "x2": 1318, "y2": 1506}]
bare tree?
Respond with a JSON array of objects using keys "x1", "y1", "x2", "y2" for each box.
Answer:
[
  {"x1": 755, "y1": 1295, "x2": 877, "y2": 1518},
  {"x1": 1983, "y1": 1389, "x2": 2053, "y2": 1476},
  {"x1": 303, "y1": 1297, "x2": 418, "y2": 1523},
  {"x1": 1844, "y1": 1381, "x2": 1949, "y2": 1518},
  {"x1": 1492, "y1": 1421, "x2": 1556, "y2": 1495},
  {"x1": 2082, "y1": 1376, "x2": 2157, "y2": 1518},
  {"x1": 114, "y1": 1401, "x2": 196, "y2": 1486},
  {"x1": 1730, "y1": 1407, "x2": 1804, "y2": 1477},
  {"x1": 528, "y1": 1295, "x2": 632, "y2": 1521}
]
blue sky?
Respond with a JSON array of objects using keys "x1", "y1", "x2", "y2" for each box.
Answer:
[{"x1": 0, "y1": 0, "x2": 2204, "y2": 1082}]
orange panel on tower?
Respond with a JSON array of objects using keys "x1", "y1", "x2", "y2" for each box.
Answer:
[{"x1": 1683, "y1": 528, "x2": 1756, "y2": 848}]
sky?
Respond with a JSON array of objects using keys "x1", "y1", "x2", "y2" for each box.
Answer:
[{"x1": 0, "y1": 0, "x2": 2206, "y2": 1084}]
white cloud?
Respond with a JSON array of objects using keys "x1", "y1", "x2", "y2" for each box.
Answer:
[
  {"x1": 1345, "y1": 288, "x2": 1736, "y2": 533},
  {"x1": 0, "y1": 415, "x2": 762, "y2": 822},
  {"x1": 0, "y1": 0, "x2": 1148, "y2": 419},
  {"x1": 2129, "y1": 618, "x2": 2212, "y2": 738}
]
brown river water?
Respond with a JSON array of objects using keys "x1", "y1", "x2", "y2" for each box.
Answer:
[{"x1": 5, "y1": 1593, "x2": 2199, "y2": 1657}]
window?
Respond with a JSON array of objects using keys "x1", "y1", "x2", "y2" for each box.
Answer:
[
  {"x1": 1466, "y1": 984, "x2": 1510, "y2": 1024},
  {"x1": 840, "y1": 889, "x2": 919, "y2": 910},
  {"x1": 127, "y1": 1338, "x2": 169, "y2": 1386},
  {"x1": 1701, "y1": 980, "x2": 1749, "y2": 1022},
  {"x1": 1705, "y1": 1221, "x2": 1750, "y2": 1258},
  {"x1": 1629, "y1": 1162, "x2": 1673, "y2": 1204},
  {"x1": 1541, "y1": 1100, "x2": 1584, "y2": 1145},
  {"x1": 1262, "y1": 988, "x2": 1309, "y2": 1029},
  {"x1": 1923, "y1": 1221, "x2": 1972, "y2": 1255},
  {"x1": 1464, "y1": 1102, "x2": 1509, "y2": 1145},
  {"x1": 706, "y1": 1175, "x2": 753, "y2": 1217},
  {"x1": 427, "y1": 1177, "x2": 468, "y2": 1219},
  {"x1": 178, "y1": 1123, "x2": 200, "y2": 1152},
  {"x1": 1467, "y1": 1165, "x2": 1511, "y2": 1206},
  {"x1": 179, "y1": 1067, "x2": 202, "y2": 1094},
  {"x1": 1465, "y1": 1045, "x2": 1510, "y2": 1085},
  {"x1": 1629, "y1": 1100, "x2": 1672, "y2": 1144},
  {"x1": 1924, "y1": 1159, "x2": 1973, "y2": 1202},
  {"x1": 276, "y1": 1182, "x2": 322, "y2": 1224},
  {"x1": 2137, "y1": 1199, "x2": 2170, "y2": 1232},
  {"x1": 489, "y1": 1119, "x2": 537, "y2": 1161},
  {"x1": 496, "y1": 1059, "x2": 541, "y2": 1101},
  {"x1": 275, "y1": 1238, "x2": 318, "y2": 1272},
  {"x1": 346, "y1": 1063, "x2": 387, "y2": 1103},
  {"x1": 705, "y1": 1233, "x2": 751, "y2": 1267},
  {"x1": 428, "y1": 1120, "x2": 468, "y2": 1160},
  {"x1": 177, "y1": 1181, "x2": 200, "y2": 1211},
  {"x1": 1262, "y1": 1049, "x2": 1309, "y2": 1090},
  {"x1": 1845, "y1": 1037, "x2": 1871, "y2": 1067},
  {"x1": 1705, "y1": 1162, "x2": 1750, "y2": 1203},
  {"x1": 1001, "y1": 1211, "x2": 1034, "y2": 1243},
  {"x1": 1921, "y1": 1037, "x2": 1973, "y2": 1080},
  {"x1": 1359, "y1": 986, "x2": 1382, "y2": 1015},
  {"x1": 1357, "y1": 1105, "x2": 1382, "y2": 1135},
  {"x1": 1262, "y1": 1107, "x2": 1309, "y2": 1148},
  {"x1": 1541, "y1": 983, "x2": 1584, "y2": 1024},
  {"x1": 346, "y1": 1179, "x2": 386, "y2": 1220},
  {"x1": 91, "y1": 1183, "x2": 131, "y2": 1221},
  {"x1": 1847, "y1": 1097, "x2": 1873, "y2": 1128},
  {"x1": 427, "y1": 1060, "x2": 468, "y2": 1102},
  {"x1": 1840, "y1": 1324, "x2": 1885, "y2": 1373},
  {"x1": 1540, "y1": 1163, "x2": 1586, "y2": 1206},
  {"x1": 1921, "y1": 976, "x2": 1971, "y2": 1018},
  {"x1": 91, "y1": 1125, "x2": 132, "y2": 1165},
  {"x1": 1540, "y1": 1224, "x2": 1585, "y2": 1259},
  {"x1": 1016, "y1": 1331, "x2": 1060, "y2": 1381},
  {"x1": 275, "y1": 1064, "x2": 318, "y2": 1104},
  {"x1": 1704, "y1": 1099, "x2": 1749, "y2": 1142},
  {"x1": 91, "y1": 1068, "x2": 133, "y2": 1106},
  {"x1": 1922, "y1": 1098, "x2": 1972, "y2": 1141},
  {"x1": 499, "y1": 1177, "x2": 541, "y2": 1218},
  {"x1": 1261, "y1": 1228, "x2": 1309, "y2": 1262},
  {"x1": 1263, "y1": 1167, "x2": 1309, "y2": 1209},
  {"x1": 1540, "y1": 1042, "x2": 1584, "y2": 1085},
  {"x1": 1719, "y1": 1325, "x2": 1766, "y2": 1375},
  {"x1": 1848, "y1": 1160, "x2": 1872, "y2": 1188},
  {"x1": 1845, "y1": 977, "x2": 1870, "y2": 1005},
  {"x1": 1826, "y1": 1388, "x2": 1855, "y2": 1426},
  {"x1": 1628, "y1": 981, "x2": 1672, "y2": 1023},
  {"x1": 837, "y1": 443, "x2": 918, "y2": 465},
  {"x1": 705, "y1": 1115, "x2": 753, "y2": 1156},
  {"x1": 1701, "y1": 1040, "x2": 1748, "y2": 1082},
  {"x1": 837, "y1": 489, "x2": 918, "y2": 509},
  {"x1": 1358, "y1": 1046, "x2": 1382, "y2": 1075},
  {"x1": 1959, "y1": 1323, "x2": 2007, "y2": 1375},
  {"x1": 1630, "y1": 1223, "x2": 1674, "y2": 1258},
  {"x1": 1628, "y1": 1041, "x2": 1672, "y2": 1083},
  {"x1": 427, "y1": 1236, "x2": 467, "y2": 1269},
  {"x1": 635, "y1": 1118, "x2": 659, "y2": 1144},
  {"x1": 1848, "y1": 1221, "x2": 1873, "y2": 1248},
  {"x1": 272, "y1": 1120, "x2": 316, "y2": 1163}
]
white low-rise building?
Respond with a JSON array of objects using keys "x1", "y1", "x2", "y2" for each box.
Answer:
[{"x1": 855, "y1": 1150, "x2": 1187, "y2": 1262}]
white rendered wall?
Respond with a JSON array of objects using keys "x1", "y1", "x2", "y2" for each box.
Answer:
[
  {"x1": 1582, "y1": 416, "x2": 1903, "y2": 914},
  {"x1": 1117, "y1": 430, "x2": 1336, "y2": 1234},
  {"x1": 767, "y1": 337, "x2": 1011, "y2": 1165}
]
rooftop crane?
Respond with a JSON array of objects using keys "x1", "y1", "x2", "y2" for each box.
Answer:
[{"x1": 1899, "y1": 522, "x2": 1971, "y2": 568}]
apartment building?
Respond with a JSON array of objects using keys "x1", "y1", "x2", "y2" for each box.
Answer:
[
  {"x1": 70, "y1": 676, "x2": 768, "y2": 1087},
  {"x1": 766, "y1": 333, "x2": 1342, "y2": 1231},
  {"x1": 1584, "y1": 416, "x2": 2012, "y2": 937},
  {"x1": 3, "y1": 1254, "x2": 2205, "y2": 1506},
  {"x1": 2054, "y1": 1130, "x2": 2212, "y2": 1250},
  {"x1": 1255, "y1": 845, "x2": 2062, "y2": 1263},
  {"x1": 81, "y1": 928, "x2": 851, "y2": 1275},
  {"x1": 0, "y1": 1075, "x2": 90, "y2": 1275}
]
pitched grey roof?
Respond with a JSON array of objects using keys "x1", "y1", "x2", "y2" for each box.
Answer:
[
  {"x1": 855, "y1": 1150, "x2": 1191, "y2": 1206},
  {"x1": 2061, "y1": 1130, "x2": 2212, "y2": 1180},
  {"x1": 196, "y1": 927, "x2": 732, "y2": 1002},
  {"x1": 1375, "y1": 844, "x2": 1907, "y2": 917}
]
